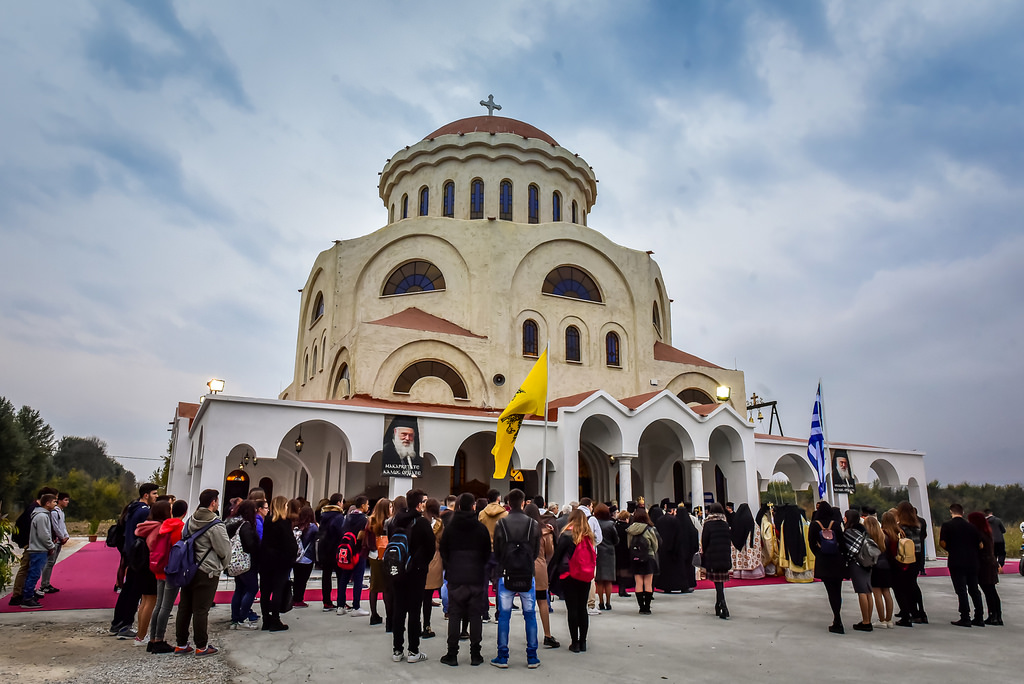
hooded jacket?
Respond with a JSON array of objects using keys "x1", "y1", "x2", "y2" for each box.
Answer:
[
  {"x1": 440, "y1": 509, "x2": 491, "y2": 586},
  {"x1": 493, "y1": 509, "x2": 540, "y2": 577},
  {"x1": 388, "y1": 508, "x2": 435, "y2": 577},
  {"x1": 148, "y1": 517, "x2": 185, "y2": 579},
  {"x1": 186, "y1": 507, "x2": 231, "y2": 579},
  {"x1": 28, "y1": 506, "x2": 56, "y2": 553},
  {"x1": 318, "y1": 505, "x2": 345, "y2": 565},
  {"x1": 478, "y1": 502, "x2": 508, "y2": 548},
  {"x1": 626, "y1": 522, "x2": 660, "y2": 558}
]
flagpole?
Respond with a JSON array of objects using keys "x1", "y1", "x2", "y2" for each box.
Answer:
[
  {"x1": 818, "y1": 378, "x2": 835, "y2": 505},
  {"x1": 541, "y1": 341, "x2": 550, "y2": 505}
]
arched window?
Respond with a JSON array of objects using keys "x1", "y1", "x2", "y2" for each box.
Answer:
[
  {"x1": 333, "y1": 363, "x2": 350, "y2": 398},
  {"x1": 542, "y1": 266, "x2": 603, "y2": 302},
  {"x1": 565, "y1": 326, "x2": 581, "y2": 363},
  {"x1": 552, "y1": 191, "x2": 562, "y2": 222},
  {"x1": 382, "y1": 260, "x2": 446, "y2": 295},
  {"x1": 401, "y1": 194, "x2": 409, "y2": 219},
  {"x1": 311, "y1": 345, "x2": 318, "y2": 377},
  {"x1": 678, "y1": 388, "x2": 716, "y2": 405},
  {"x1": 470, "y1": 179, "x2": 484, "y2": 219},
  {"x1": 442, "y1": 181, "x2": 455, "y2": 218},
  {"x1": 393, "y1": 360, "x2": 469, "y2": 399},
  {"x1": 528, "y1": 184, "x2": 539, "y2": 224},
  {"x1": 499, "y1": 180, "x2": 513, "y2": 221},
  {"x1": 390, "y1": 203, "x2": 395, "y2": 223},
  {"x1": 311, "y1": 292, "x2": 324, "y2": 324},
  {"x1": 571, "y1": 200, "x2": 578, "y2": 223},
  {"x1": 303, "y1": 353, "x2": 309, "y2": 384},
  {"x1": 522, "y1": 320, "x2": 539, "y2": 357},
  {"x1": 419, "y1": 186, "x2": 429, "y2": 216},
  {"x1": 605, "y1": 332, "x2": 620, "y2": 367},
  {"x1": 652, "y1": 302, "x2": 661, "y2": 334},
  {"x1": 320, "y1": 332, "x2": 327, "y2": 370}
]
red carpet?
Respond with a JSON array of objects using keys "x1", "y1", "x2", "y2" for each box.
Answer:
[{"x1": 2, "y1": 540, "x2": 1018, "y2": 614}]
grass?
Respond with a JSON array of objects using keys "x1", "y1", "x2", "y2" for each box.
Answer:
[{"x1": 66, "y1": 519, "x2": 117, "y2": 536}]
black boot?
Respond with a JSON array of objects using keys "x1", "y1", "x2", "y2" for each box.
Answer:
[
  {"x1": 643, "y1": 592, "x2": 653, "y2": 615},
  {"x1": 636, "y1": 592, "x2": 645, "y2": 614},
  {"x1": 714, "y1": 599, "x2": 722, "y2": 616},
  {"x1": 719, "y1": 600, "x2": 729, "y2": 620}
]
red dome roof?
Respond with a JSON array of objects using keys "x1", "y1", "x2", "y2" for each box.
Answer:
[{"x1": 424, "y1": 116, "x2": 558, "y2": 146}]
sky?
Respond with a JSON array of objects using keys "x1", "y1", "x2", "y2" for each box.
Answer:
[{"x1": 1, "y1": 1, "x2": 1022, "y2": 486}]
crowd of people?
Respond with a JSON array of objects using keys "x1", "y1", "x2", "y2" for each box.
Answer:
[{"x1": 6, "y1": 482, "x2": 1010, "y2": 666}]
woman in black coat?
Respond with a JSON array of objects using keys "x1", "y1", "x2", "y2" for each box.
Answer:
[
  {"x1": 613, "y1": 510, "x2": 634, "y2": 597},
  {"x1": 809, "y1": 501, "x2": 847, "y2": 634},
  {"x1": 700, "y1": 503, "x2": 733, "y2": 619},
  {"x1": 259, "y1": 496, "x2": 298, "y2": 632}
]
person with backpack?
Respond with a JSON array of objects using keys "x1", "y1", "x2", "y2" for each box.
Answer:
[
  {"x1": 291, "y1": 504, "x2": 319, "y2": 608},
  {"x1": 147, "y1": 498, "x2": 188, "y2": 653},
  {"x1": 842, "y1": 508, "x2": 876, "y2": 631},
  {"x1": 525, "y1": 502, "x2": 560, "y2": 649},
  {"x1": 490, "y1": 488, "x2": 541, "y2": 669},
  {"x1": 365, "y1": 497, "x2": 392, "y2": 627},
  {"x1": 38, "y1": 492, "x2": 70, "y2": 595},
  {"x1": 438, "y1": 492, "x2": 492, "y2": 667},
  {"x1": 317, "y1": 493, "x2": 347, "y2": 612},
  {"x1": 336, "y1": 495, "x2": 370, "y2": 618},
  {"x1": 701, "y1": 503, "x2": 734, "y2": 620},
  {"x1": 174, "y1": 488, "x2": 231, "y2": 656},
  {"x1": 896, "y1": 501, "x2": 928, "y2": 624},
  {"x1": 129, "y1": 500, "x2": 170, "y2": 646},
  {"x1": 549, "y1": 508, "x2": 596, "y2": 653},
  {"x1": 8, "y1": 486, "x2": 59, "y2": 607},
  {"x1": 18, "y1": 493, "x2": 59, "y2": 609},
  {"x1": 226, "y1": 499, "x2": 261, "y2": 630},
  {"x1": 386, "y1": 488, "x2": 436, "y2": 664},
  {"x1": 809, "y1": 501, "x2": 848, "y2": 634},
  {"x1": 110, "y1": 483, "x2": 160, "y2": 639},
  {"x1": 421, "y1": 498, "x2": 445, "y2": 637},
  {"x1": 625, "y1": 506, "x2": 660, "y2": 615}
]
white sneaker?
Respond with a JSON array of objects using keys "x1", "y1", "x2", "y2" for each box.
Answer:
[
  {"x1": 336, "y1": 606, "x2": 348, "y2": 616},
  {"x1": 245, "y1": 619, "x2": 260, "y2": 630},
  {"x1": 392, "y1": 649, "x2": 404, "y2": 662},
  {"x1": 350, "y1": 608, "x2": 370, "y2": 617},
  {"x1": 133, "y1": 635, "x2": 150, "y2": 647},
  {"x1": 407, "y1": 652, "x2": 427, "y2": 663},
  {"x1": 587, "y1": 608, "x2": 601, "y2": 616}
]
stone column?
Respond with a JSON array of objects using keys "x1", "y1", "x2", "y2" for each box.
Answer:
[
  {"x1": 690, "y1": 462, "x2": 704, "y2": 512},
  {"x1": 616, "y1": 454, "x2": 636, "y2": 505}
]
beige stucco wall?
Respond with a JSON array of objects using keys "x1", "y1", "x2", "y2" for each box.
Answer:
[{"x1": 281, "y1": 128, "x2": 746, "y2": 413}]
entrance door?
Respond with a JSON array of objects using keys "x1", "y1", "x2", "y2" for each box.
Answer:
[{"x1": 224, "y1": 470, "x2": 249, "y2": 502}]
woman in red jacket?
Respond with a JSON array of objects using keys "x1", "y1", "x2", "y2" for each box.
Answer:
[{"x1": 146, "y1": 499, "x2": 188, "y2": 653}]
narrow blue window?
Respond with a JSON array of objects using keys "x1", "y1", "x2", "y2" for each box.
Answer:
[
  {"x1": 566, "y1": 326, "x2": 581, "y2": 363},
  {"x1": 528, "y1": 185, "x2": 539, "y2": 224},
  {"x1": 471, "y1": 179, "x2": 484, "y2": 219},
  {"x1": 443, "y1": 181, "x2": 455, "y2": 218},
  {"x1": 523, "y1": 320, "x2": 539, "y2": 357},
  {"x1": 552, "y1": 192, "x2": 562, "y2": 222},
  {"x1": 499, "y1": 181, "x2": 513, "y2": 221},
  {"x1": 419, "y1": 187, "x2": 429, "y2": 216},
  {"x1": 606, "y1": 332, "x2": 620, "y2": 367}
]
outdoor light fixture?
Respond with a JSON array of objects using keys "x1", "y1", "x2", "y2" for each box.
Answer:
[
  {"x1": 239, "y1": 450, "x2": 258, "y2": 469},
  {"x1": 294, "y1": 429, "x2": 304, "y2": 453},
  {"x1": 207, "y1": 378, "x2": 226, "y2": 394},
  {"x1": 716, "y1": 385, "x2": 731, "y2": 402}
]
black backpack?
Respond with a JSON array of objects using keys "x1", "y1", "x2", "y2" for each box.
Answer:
[
  {"x1": 382, "y1": 522, "x2": 413, "y2": 579},
  {"x1": 127, "y1": 535, "x2": 150, "y2": 572},
  {"x1": 629, "y1": 529, "x2": 651, "y2": 563},
  {"x1": 499, "y1": 518, "x2": 535, "y2": 592},
  {"x1": 106, "y1": 520, "x2": 126, "y2": 549},
  {"x1": 12, "y1": 503, "x2": 33, "y2": 548}
]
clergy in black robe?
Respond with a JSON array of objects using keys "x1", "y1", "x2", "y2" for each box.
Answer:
[
  {"x1": 677, "y1": 504, "x2": 699, "y2": 592},
  {"x1": 652, "y1": 505, "x2": 691, "y2": 593}
]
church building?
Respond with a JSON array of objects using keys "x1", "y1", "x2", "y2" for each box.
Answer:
[{"x1": 166, "y1": 107, "x2": 932, "y2": 553}]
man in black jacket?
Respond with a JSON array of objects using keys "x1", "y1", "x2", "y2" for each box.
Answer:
[
  {"x1": 438, "y1": 492, "x2": 491, "y2": 666},
  {"x1": 939, "y1": 502, "x2": 983, "y2": 627},
  {"x1": 388, "y1": 488, "x2": 436, "y2": 664},
  {"x1": 491, "y1": 488, "x2": 541, "y2": 669},
  {"x1": 110, "y1": 483, "x2": 159, "y2": 638}
]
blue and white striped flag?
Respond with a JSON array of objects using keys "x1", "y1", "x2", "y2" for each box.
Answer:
[{"x1": 806, "y1": 383, "x2": 827, "y2": 499}]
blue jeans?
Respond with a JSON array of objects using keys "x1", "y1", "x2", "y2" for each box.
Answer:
[
  {"x1": 496, "y1": 578, "x2": 538, "y2": 659},
  {"x1": 22, "y1": 552, "x2": 48, "y2": 600},
  {"x1": 231, "y1": 568, "x2": 259, "y2": 623},
  {"x1": 338, "y1": 557, "x2": 366, "y2": 609}
]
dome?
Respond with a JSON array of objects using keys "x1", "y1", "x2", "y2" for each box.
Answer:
[{"x1": 424, "y1": 116, "x2": 559, "y2": 146}]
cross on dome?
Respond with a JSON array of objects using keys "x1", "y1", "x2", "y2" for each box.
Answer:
[{"x1": 479, "y1": 94, "x2": 501, "y2": 116}]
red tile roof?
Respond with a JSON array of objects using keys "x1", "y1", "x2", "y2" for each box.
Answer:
[
  {"x1": 690, "y1": 403, "x2": 721, "y2": 416},
  {"x1": 367, "y1": 307, "x2": 486, "y2": 338},
  {"x1": 653, "y1": 341, "x2": 722, "y2": 369},
  {"x1": 619, "y1": 390, "x2": 662, "y2": 410},
  {"x1": 425, "y1": 116, "x2": 559, "y2": 146},
  {"x1": 177, "y1": 402, "x2": 200, "y2": 429}
]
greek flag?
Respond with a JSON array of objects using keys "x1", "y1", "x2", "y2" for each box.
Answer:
[{"x1": 806, "y1": 383, "x2": 826, "y2": 499}]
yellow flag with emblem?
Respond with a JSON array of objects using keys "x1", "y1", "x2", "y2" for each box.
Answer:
[{"x1": 491, "y1": 349, "x2": 548, "y2": 479}]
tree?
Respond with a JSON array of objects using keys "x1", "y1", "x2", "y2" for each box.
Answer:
[
  {"x1": 52, "y1": 436, "x2": 125, "y2": 481},
  {"x1": 148, "y1": 440, "x2": 171, "y2": 491},
  {"x1": 0, "y1": 397, "x2": 55, "y2": 513}
]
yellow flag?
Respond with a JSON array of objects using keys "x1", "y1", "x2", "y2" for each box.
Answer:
[{"x1": 491, "y1": 349, "x2": 548, "y2": 479}]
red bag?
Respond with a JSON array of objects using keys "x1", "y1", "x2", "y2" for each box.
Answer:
[
  {"x1": 337, "y1": 531, "x2": 361, "y2": 570},
  {"x1": 568, "y1": 537, "x2": 596, "y2": 582}
]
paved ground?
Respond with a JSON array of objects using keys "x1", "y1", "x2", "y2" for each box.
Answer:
[{"x1": 2, "y1": 568, "x2": 1020, "y2": 684}]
